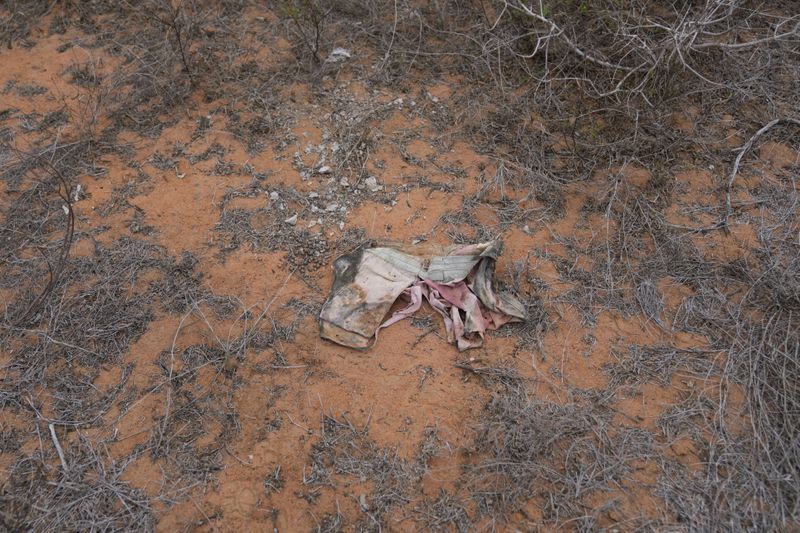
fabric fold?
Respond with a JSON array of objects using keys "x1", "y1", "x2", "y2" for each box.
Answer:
[{"x1": 319, "y1": 240, "x2": 526, "y2": 351}]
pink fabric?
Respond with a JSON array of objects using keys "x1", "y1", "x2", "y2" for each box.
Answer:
[
  {"x1": 320, "y1": 241, "x2": 526, "y2": 351},
  {"x1": 376, "y1": 278, "x2": 507, "y2": 350}
]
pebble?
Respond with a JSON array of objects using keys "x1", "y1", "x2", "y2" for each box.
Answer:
[
  {"x1": 327, "y1": 47, "x2": 352, "y2": 62},
  {"x1": 318, "y1": 165, "x2": 332, "y2": 174},
  {"x1": 365, "y1": 176, "x2": 383, "y2": 192},
  {"x1": 284, "y1": 214, "x2": 298, "y2": 226},
  {"x1": 269, "y1": 191, "x2": 279, "y2": 200}
]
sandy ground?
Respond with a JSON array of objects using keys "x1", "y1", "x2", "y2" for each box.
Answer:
[{"x1": 1, "y1": 3, "x2": 798, "y2": 532}]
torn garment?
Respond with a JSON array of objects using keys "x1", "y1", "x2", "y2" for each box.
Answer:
[{"x1": 319, "y1": 240, "x2": 526, "y2": 351}]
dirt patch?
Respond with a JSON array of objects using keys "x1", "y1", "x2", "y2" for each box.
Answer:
[{"x1": 1, "y1": 2, "x2": 799, "y2": 531}]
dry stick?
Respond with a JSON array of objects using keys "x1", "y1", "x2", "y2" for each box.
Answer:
[
  {"x1": 510, "y1": 0, "x2": 636, "y2": 73},
  {"x1": 283, "y1": 411, "x2": 313, "y2": 434},
  {"x1": 377, "y1": 0, "x2": 399, "y2": 71},
  {"x1": 723, "y1": 117, "x2": 800, "y2": 227},
  {"x1": 7, "y1": 150, "x2": 76, "y2": 326},
  {"x1": 48, "y1": 423, "x2": 68, "y2": 471}
]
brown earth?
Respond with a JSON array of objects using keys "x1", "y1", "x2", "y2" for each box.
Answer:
[{"x1": 1, "y1": 3, "x2": 798, "y2": 532}]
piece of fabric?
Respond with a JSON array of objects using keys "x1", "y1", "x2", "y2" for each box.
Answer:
[{"x1": 319, "y1": 240, "x2": 526, "y2": 351}]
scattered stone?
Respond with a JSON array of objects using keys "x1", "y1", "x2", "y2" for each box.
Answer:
[
  {"x1": 308, "y1": 191, "x2": 319, "y2": 199},
  {"x1": 338, "y1": 221, "x2": 345, "y2": 230},
  {"x1": 522, "y1": 224, "x2": 531, "y2": 234},
  {"x1": 339, "y1": 177, "x2": 349, "y2": 187},
  {"x1": 364, "y1": 176, "x2": 383, "y2": 192},
  {"x1": 270, "y1": 191, "x2": 279, "y2": 201},
  {"x1": 318, "y1": 165, "x2": 332, "y2": 174},
  {"x1": 327, "y1": 47, "x2": 352, "y2": 63},
  {"x1": 326, "y1": 203, "x2": 339, "y2": 212},
  {"x1": 284, "y1": 214, "x2": 298, "y2": 226}
]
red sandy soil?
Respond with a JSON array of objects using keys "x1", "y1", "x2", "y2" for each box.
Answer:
[{"x1": 1, "y1": 5, "x2": 797, "y2": 532}]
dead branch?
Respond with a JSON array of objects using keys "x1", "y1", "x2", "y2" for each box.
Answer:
[{"x1": 723, "y1": 117, "x2": 800, "y2": 227}]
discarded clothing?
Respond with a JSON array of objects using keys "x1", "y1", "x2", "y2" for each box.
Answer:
[{"x1": 319, "y1": 240, "x2": 526, "y2": 351}]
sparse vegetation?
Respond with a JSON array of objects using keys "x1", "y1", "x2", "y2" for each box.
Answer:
[{"x1": 1, "y1": 0, "x2": 798, "y2": 530}]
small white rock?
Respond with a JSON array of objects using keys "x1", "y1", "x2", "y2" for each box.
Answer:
[
  {"x1": 284, "y1": 214, "x2": 298, "y2": 226},
  {"x1": 364, "y1": 176, "x2": 383, "y2": 192},
  {"x1": 326, "y1": 203, "x2": 339, "y2": 212},
  {"x1": 318, "y1": 165, "x2": 332, "y2": 174},
  {"x1": 338, "y1": 221, "x2": 345, "y2": 230},
  {"x1": 339, "y1": 177, "x2": 349, "y2": 187},
  {"x1": 327, "y1": 47, "x2": 352, "y2": 63},
  {"x1": 522, "y1": 224, "x2": 531, "y2": 234},
  {"x1": 308, "y1": 191, "x2": 319, "y2": 199},
  {"x1": 270, "y1": 191, "x2": 279, "y2": 201}
]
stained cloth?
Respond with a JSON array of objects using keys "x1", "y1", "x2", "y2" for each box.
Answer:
[{"x1": 319, "y1": 241, "x2": 526, "y2": 351}]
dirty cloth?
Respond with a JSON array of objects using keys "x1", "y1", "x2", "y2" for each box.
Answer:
[{"x1": 319, "y1": 241, "x2": 526, "y2": 351}]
